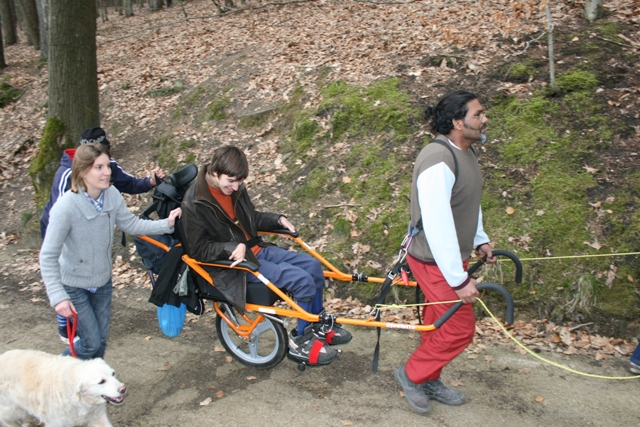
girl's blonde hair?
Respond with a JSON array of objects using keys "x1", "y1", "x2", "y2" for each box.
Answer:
[{"x1": 71, "y1": 143, "x2": 110, "y2": 193}]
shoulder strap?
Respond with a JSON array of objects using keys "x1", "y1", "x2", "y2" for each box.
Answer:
[{"x1": 429, "y1": 138, "x2": 459, "y2": 181}]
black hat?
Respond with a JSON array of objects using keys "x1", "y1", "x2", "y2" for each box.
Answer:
[{"x1": 80, "y1": 127, "x2": 110, "y2": 149}]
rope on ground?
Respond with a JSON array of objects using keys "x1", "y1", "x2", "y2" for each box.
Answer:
[
  {"x1": 375, "y1": 299, "x2": 640, "y2": 380},
  {"x1": 504, "y1": 251, "x2": 640, "y2": 262},
  {"x1": 476, "y1": 297, "x2": 640, "y2": 380}
]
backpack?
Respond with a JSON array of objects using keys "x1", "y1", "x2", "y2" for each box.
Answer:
[
  {"x1": 132, "y1": 164, "x2": 205, "y2": 317},
  {"x1": 133, "y1": 163, "x2": 197, "y2": 272},
  {"x1": 133, "y1": 228, "x2": 179, "y2": 275}
]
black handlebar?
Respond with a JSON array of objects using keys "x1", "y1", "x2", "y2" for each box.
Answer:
[
  {"x1": 266, "y1": 228, "x2": 300, "y2": 238},
  {"x1": 467, "y1": 249, "x2": 522, "y2": 284},
  {"x1": 433, "y1": 282, "x2": 514, "y2": 329}
]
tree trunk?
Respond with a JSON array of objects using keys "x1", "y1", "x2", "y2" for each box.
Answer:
[
  {"x1": 149, "y1": 0, "x2": 163, "y2": 11},
  {"x1": 100, "y1": 0, "x2": 108, "y2": 22},
  {"x1": 546, "y1": 5, "x2": 558, "y2": 94},
  {"x1": 48, "y1": 0, "x2": 99, "y2": 147},
  {"x1": 15, "y1": 0, "x2": 39, "y2": 48},
  {"x1": 0, "y1": 0, "x2": 18, "y2": 46},
  {"x1": 584, "y1": 0, "x2": 604, "y2": 22},
  {"x1": 0, "y1": 19, "x2": 6, "y2": 69},
  {"x1": 35, "y1": 0, "x2": 48, "y2": 59},
  {"x1": 124, "y1": 0, "x2": 133, "y2": 17}
]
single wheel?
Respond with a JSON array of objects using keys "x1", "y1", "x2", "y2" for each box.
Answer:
[
  {"x1": 297, "y1": 362, "x2": 307, "y2": 372},
  {"x1": 215, "y1": 307, "x2": 287, "y2": 369}
]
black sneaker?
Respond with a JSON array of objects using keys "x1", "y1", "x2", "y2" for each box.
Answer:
[
  {"x1": 288, "y1": 328, "x2": 338, "y2": 365},
  {"x1": 394, "y1": 366, "x2": 430, "y2": 413},
  {"x1": 422, "y1": 378, "x2": 465, "y2": 406},
  {"x1": 310, "y1": 322, "x2": 352, "y2": 345}
]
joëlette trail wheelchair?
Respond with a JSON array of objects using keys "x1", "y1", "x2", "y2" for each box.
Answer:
[{"x1": 136, "y1": 164, "x2": 522, "y2": 370}]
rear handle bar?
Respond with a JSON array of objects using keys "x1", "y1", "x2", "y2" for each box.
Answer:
[
  {"x1": 467, "y1": 249, "x2": 523, "y2": 284},
  {"x1": 433, "y1": 282, "x2": 514, "y2": 329}
]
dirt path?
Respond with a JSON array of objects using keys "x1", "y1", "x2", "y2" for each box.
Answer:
[{"x1": 0, "y1": 249, "x2": 638, "y2": 427}]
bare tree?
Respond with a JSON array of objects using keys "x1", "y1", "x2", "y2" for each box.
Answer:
[
  {"x1": 15, "y1": 0, "x2": 39, "y2": 48},
  {"x1": 0, "y1": 18, "x2": 6, "y2": 69},
  {"x1": 149, "y1": 0, "x2": 163, "y2": 11},
  {"x1": 35, "y1": 0, "x2": 48, "y2": 59},
  {"x1": 48, "y1": 0, "x2": 99, "y2": 144},
  {"x1": 98, "y1": 0, "x2": 108, "y2": 22},
  {"x1": 585, "y1": 0, "x2": 604, "y2": 22},
  {"x1": 124, "y1": 0, "x2": 134, "y2": 17},
  {"x1": 546, "y1": 4, "x2": 558, "y2": 93},
  {"x1": 0, "y1": 0, "x2": 18, "y2": 46}
]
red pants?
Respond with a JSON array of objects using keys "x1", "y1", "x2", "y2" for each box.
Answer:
[{"x1": 404, "y1": 256, "x2": 475, "y2": 383}]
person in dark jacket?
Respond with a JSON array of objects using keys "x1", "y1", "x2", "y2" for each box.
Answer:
[
  {"x1": 181, "y1": 145, "x2": 351, "y2": 365},
  {"x1": 40, "y1": 127, "x2": 164, "y2": 238},
  {"x1": 40, "y1": 127, "x2": 165, "y2": 345}
]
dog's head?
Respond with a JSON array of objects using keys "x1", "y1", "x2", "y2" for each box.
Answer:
[{"x1": 75, "y1": 358, "x2": 127, "y2": 406}]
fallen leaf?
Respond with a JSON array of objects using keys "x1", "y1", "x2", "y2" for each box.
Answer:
[
  {"x1": 341, "y1": 421, "x2": 353, "y2": 426},
  {"x1": 535, "y1": 396, "x2": 544, "y2": 403},
  {"x1": 246, "y1": 376, "x2": 257, "y2": 381},
  {"x1": 506, "y1": 206, "x2": 515, "y2": 215},
  {"x1": 583, "y1": 240, "x2": 602, "y2": 250},
  {"x1": 200, "y1": 397, "x2": 212, "y2": 406},
  {"x1": 215, "y1": 391, "x2": 225, "y2": 399}
]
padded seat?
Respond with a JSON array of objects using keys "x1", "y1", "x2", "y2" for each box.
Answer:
[
  {"x1": 175, "y1": 217, "x2": 280, "y2": 307},
  {"x1": 195, "y1": 274, "x2": 281, "y2": 306}
]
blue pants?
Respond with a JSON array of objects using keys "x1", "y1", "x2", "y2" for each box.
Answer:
[
  {"x1": 248, "y1": 246, "x2": 325, "y2": 333},
  {"x1": 632, "y1": 343, "x2": 640, "y2": 365},
  {"x1": 61, "y1": 281, "x2": 112, "y2": 360}
]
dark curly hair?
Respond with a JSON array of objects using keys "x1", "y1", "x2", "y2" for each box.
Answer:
[{"x1": 425, "y1": 90, "x2": 478, "y2": 135}]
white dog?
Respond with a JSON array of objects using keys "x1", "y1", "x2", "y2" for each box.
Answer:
[{"x1": 0, "y1": 349, "x2": 126, "y2": 427}]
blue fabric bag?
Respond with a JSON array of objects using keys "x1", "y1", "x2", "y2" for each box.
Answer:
[{"x1": 156, "y1": 302, "x2": 186, "y2": 338}]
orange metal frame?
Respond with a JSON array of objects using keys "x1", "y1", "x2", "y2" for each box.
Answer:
[{"x1": 139, "y1": 232, "x2": 437, "y2": 338}]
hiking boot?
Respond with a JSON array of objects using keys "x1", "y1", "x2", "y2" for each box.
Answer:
[
  {"x1": 630, "y1": 360, "x2": 640, "y2": 375},
  {"x1": 310, "y1": 322, "x2": 352, "y2": 345},
  {"x1": 422, "y1": 378, "x2": 466, "y2": 406},
  {"x1": 394, "y1": 366, "x2": 430, "y2": 414},
  {"x1": 288, "y1": 328, "x2": 338, "y2": 365}
]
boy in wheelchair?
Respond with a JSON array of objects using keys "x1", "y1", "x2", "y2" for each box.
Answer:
[{"x1": 181, "y1": 145, "x2": 351, "y2": 365}]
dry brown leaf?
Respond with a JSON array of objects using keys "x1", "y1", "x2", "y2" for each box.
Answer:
[
  {"x1": 506, "y1": 206, "x2": 515, "y2": 215},
  {"x1": 584, "y1": 240, "x2": 603, "y2": 250}
]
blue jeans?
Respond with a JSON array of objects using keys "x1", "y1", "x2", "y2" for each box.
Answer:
[
  {"x1": 61, "y1": 280, "x2": 112, "y2": 360},
  {"x1": 631, "y1": 343, "x2": 640, "y2": 365},
  {"x1": 248, "y1": 246, "x2": 325, "y2": 333}
]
